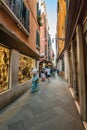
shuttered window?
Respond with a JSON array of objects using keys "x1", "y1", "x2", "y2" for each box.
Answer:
[
  {"x1": 5, "y1": 0, "x2": 30, "y2": 33},
  {"x1": 36, "y1": 30, "x2": 40, "y2": 47}
]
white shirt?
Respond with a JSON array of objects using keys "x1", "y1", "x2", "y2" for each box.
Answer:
[
  {"x1": 46, "y1": 68, "x2": 51, "y2": 75},
  {"x1": 41, "y1": 73, "x2": 45, "y2": 78}
]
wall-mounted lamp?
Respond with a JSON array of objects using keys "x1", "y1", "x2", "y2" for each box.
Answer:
[{"x1": 52, "y1": 38, "x2": 65, "y2": 43}]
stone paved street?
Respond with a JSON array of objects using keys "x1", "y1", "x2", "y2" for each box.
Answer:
[{"x1": 0, "y1": 76, "x2": 85, "y2": 130}]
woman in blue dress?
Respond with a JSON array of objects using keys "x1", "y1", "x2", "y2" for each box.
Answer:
[{"x1": 31, "y1": 68, "x2": 39, "y2": 93}]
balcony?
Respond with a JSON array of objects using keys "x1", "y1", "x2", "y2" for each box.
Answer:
[{"x1": 2, "y1": 0, "x2": 30, "y2": 33}]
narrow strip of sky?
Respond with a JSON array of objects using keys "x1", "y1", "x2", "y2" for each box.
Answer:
[{"x1": 45, "y1": 0, "x2": 57, "y2": 38}]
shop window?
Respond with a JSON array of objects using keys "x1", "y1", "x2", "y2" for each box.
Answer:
[
  {"x1": 18, "y1": 54, "x2": 35, "y2": 83},
  {"x1": 0, "y1": 45, "x2": 10, "y2": 92}
]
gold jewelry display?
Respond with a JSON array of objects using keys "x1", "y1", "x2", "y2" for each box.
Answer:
[
  {"x1": 0, "y1": 45, "x2": 10, "y2": 92},
  {"x1": 18, "y1": 54, "x2": 34, "y2": 83}
]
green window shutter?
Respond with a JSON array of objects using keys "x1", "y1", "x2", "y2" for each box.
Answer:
[
  {"x1": 36, "y1": 30, "x2": 40, "y2": 47},
  {"x1": 26, "y1": 10, "x2": 30, "y2": 32}
]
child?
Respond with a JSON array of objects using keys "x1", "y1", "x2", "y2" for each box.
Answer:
[
  {"x1": 31, "y1": 68, "x2": 39, "y2": 93},
  {"x1": 45, "y1": 67, "x2": 51, "y2": 81},
  {"x1": 41, "y1": 70, "x2": 46, "y2": 81}
]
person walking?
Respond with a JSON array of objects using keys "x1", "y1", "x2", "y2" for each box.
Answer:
[
  {"x1": 56, "y1": 68, "x2": 59, "y2": 76},
  {"x1": 41, "y1": 70, "x2": 46, "y2": 81},
  {"x1": 31, "y1": 68, "x2": 39, "y2": 93},
  {"x1": 45, "y1": 67, "x2": 51, "y2": 81}
]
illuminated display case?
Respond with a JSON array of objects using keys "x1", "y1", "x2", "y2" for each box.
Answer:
[
  {"x1": 0, "y1": 45, "x2": 10, "y2": 93},
  {"x1": 19, "y1": 54, "x2": 35, "y2": 83}
]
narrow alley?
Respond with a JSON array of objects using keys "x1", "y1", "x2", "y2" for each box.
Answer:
[
  {"x1": 0, "y1": 76, "x2": 85, "y2": 130},
  {"x1": 0, "y1": 0, "x2": 87, "y2": 129}
]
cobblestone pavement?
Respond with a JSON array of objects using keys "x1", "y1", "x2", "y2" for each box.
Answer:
[{"x1": 0, "y1": 76, "x2": 85, "y2": 130}]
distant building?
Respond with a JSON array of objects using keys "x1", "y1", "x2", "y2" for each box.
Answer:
[
  {"x1": 39, "y1": 0, "x2": 48, "y2": 58},
  {"x1": 39, "y1": 1, "x2": 53, "y2": 70},
  {"x1": 48, "y1": 34, "x2": 55, "y2": 62}
]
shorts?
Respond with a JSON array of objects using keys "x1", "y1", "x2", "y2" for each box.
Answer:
[{"x1": 47, "y1": 75, "x2": 50, "y2": 78}]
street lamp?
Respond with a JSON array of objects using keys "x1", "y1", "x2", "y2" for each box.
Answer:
[
  {"x1": 52, "y1": 37, "x2": 65, "y2": 43},
  {"x1": 51, "y1": 37, "x2": 65, "y2": 65}
]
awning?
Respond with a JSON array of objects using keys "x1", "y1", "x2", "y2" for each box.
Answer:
[
  {"x1": 39, "y1": 58, "x2": 53, "y2": 66},
  {"x1": 39, "y1": 57, "x2": 47, "y2": 63}
]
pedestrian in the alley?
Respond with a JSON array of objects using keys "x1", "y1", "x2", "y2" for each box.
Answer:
[
  {"x1": 31, "y1": 68, "x2": 39, "y2": 93},
  {"x1": 45, "y1": 66, "x2": 51, "y2": 81},
  {"x1": 41, "y1": 70, "x2": 46, "y2": 81},
  {"x1": 56, "y1": 68, "x2": 59, "y2": 76}
]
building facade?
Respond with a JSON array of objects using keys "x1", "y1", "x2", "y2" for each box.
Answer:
[
  {"x1": 48, "y1": 34, "x2": 55, "y2": 63},
  {"x1": 0, "y1": 0, "x2": 40, "y2": 110},
  {"x1": 64, "y1": 0, "x2": 87, "y2": 121},
  {"x1": 56, "y1": 0, "x2": 66, "y2": 78},
  {"x1": 39, "y1": 1, "x2": 50, "y2": 69}
]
